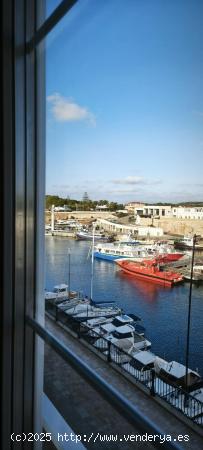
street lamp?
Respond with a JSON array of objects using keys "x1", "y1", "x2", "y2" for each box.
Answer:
[
  {"x1": 68, "y1": 248, "x2": 71, "y2": 300},
  {"x1": 185, "y1": 234, "x2": 199, "y2": 396}
]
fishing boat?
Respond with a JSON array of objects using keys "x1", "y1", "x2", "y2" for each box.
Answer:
[
  {"x1": 174, "y1": 236, "x2": 203, "y2": 250},
  {"x1": 115, "y1": 258, "x2": 183, "y2": 287},
  {"x1": 45, "y1": 283, "x2": 78, "y2": 303}
]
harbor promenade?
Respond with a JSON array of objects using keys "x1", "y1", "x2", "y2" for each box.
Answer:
[{"x1": 44, "y1": 316, "x2": 203, "y2": 450}]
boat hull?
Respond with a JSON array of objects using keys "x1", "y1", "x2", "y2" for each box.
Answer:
[
  {"x1": 76, "y1": 233, "x2": 109, "y2": 242},
  {"x1": 174, "y1": 242, "x2": 203, "y2": 251},
  {"x1": 116, "y1": 261, "x2": 183, "y2": 287},
  {"x1": 94, "y1": 251, "x2": 128, "y2": 261}
]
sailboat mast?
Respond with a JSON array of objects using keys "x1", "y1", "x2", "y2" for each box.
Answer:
[
  {"x1": 68, "y1": 248, "x2": 71, "y2": 300},
  {"x1": 90, "y1": 223, "x2": 95, "y2": 300}
]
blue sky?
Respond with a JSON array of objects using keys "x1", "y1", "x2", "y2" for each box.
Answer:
[{"x1": 46, "y1": 0, "x2": 203, "y2": 203}]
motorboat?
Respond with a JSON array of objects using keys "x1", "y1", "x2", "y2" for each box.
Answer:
[
  {"x1": 76, "y1": 229, "x2": 110, "y2": 242},
  {"x1": 174, "y1": 236, "x2": 203, "y2": 250},
  {"x1": 93, "y1": 324, "x2": 151, "y2": 353},
  {"x1": 45, "y1": 283, "x2": 78, "y2": 303},
  {"x1": 154, "y1": 358, "x2": 202, "y2": 392},
  {"x1": 91, "y1": 314, "x2": 135, "y2": 336},
  {"x1": 183, "y1": 265, "x2": 203, "y2": 283},
  {"x1": 122, "y1": 350, "x2": 157, "y2": 381},
  {"x1": 115, "y1": 258, "x2": 183, "y2": 287}
]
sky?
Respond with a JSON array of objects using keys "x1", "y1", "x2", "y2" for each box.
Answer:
[{"x1": 46, "y1": 0, "x2": 203, "y2": 204}]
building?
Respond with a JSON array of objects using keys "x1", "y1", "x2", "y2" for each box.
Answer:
[
  {"x1": 96, "y1": 219, "x2": 163, "y2": 237},
  {"x1": 134, "y1": 204, "x2": 203, "y2": 220},
  {"x1": 171, "y1": 207, "x2": 203, "y2": 220},
  {"x1": 125, "y1": 202, "x2": 145, "y2": 213},
  {"x1": 95, "y1": 204, "x2": 109, "y2": 211}
]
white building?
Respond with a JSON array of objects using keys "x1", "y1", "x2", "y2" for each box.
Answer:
[
  {"x1": 96, "y1": 219, "x2": 163, "y2": 237},
  {"x1": 134, "y1": 204, "x2": 172, "y2": 218},
  {"x1": 95, "y1": 204, "x2": 109, "y2": 211},
  {"x1": 171, "y1": 207, "x2": 203, "y2": 220},
  {"x1": 133, "y1": 204, "x2": 203, "y2": 220}
]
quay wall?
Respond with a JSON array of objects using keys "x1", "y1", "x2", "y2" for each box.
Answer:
[
  {"x1": 45, "y1": 211, "x2": 203, "y2": 237},
  {"x1": 45, "y1": 211, "x2": 115, "y2": 224},
  {"x1": 139, "y1": 217, "x2": 203, "y2": 237}
]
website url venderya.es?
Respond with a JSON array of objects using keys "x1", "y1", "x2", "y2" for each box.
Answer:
[
  {"x1": 57, "y1": 432, "x2": 190, "y2": 444},
  {"x1": 10, "y1": 431, "x2": 190, "y2": 444}
]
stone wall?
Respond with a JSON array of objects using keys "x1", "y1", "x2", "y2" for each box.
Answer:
[
  {"x1": 138, "y1": 217, "x2": 203, "y2": 237},
  {"x1": 45, "y1": 210, "x2": 115, "y2": 224}
]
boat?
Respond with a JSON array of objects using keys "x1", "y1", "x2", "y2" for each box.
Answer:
[
  {"x1": 57, "y1": 296, "x2": 90, "y2": 310},
  {"x1": 94, "y1": 242, "x2": 154, "y2": 261},
  {"x1": 94, "y1": 241, "x2": 184, "y2": 263},
  {"x1": 154, "y1": 358, "x2": 202, "y2": 392},
  {"x1": 90, "y1": 314, "x2": 138, "y2": 337},
  {"x1": 45, "y1": 283, "x2": 78, "y2": 303},
  {"x1": 63, "y1": 303, "x2": 122, "y2": 321},
  {"x1": 122, "y1": 350, "x2": 157, "y2": 381},
  {"x1": 174, "y1": 236, "x2": 203, "y2": 250},
  {"x1": 115, "y1": 258, "x2": 183, "y2": 287},
  {"x1": 76, "y1": 229, "x2": 110, "y2": 242},
  {"x1": 93, "y1": 324, "x2": 151, "y2": 356},
  {"x1": 183, "y1": 265, "x2": 203, "y2": 283}
]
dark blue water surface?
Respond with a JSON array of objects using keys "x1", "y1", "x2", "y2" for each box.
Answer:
[{"x1": 45, "y1": 237, "x2": 203, "y2": 376}]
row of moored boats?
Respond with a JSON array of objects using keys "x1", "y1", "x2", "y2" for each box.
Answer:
[{"x1": 45, "y1": 283, "x2": 203, "y2": 424}]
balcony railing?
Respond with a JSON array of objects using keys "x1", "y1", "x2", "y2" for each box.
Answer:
[{"x1": 44, "y1": 300, "x2": 203, "y2": 429}]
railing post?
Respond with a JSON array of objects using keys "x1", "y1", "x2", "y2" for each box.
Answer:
[
  {"x1": 55, "y1": 305, "x2": 58, "y2": 322},
  {"x1": 107, "y1": 341, "x2": 111, "y2": 362},
  {"x1": 77, "y1": 321, "x2": 81, "y2": 339},
  {"x1": 150, "y1": 369, "x2": 155, "y2": 397}
]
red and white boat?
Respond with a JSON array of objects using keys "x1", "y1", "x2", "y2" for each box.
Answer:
[{"x1": 115, "y1": 258, "x2": 183, "y2": 287}]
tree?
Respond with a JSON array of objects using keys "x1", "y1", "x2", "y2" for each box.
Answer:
[{"x1": 82, "y1": 192, "x2": 89, "y2": 202}]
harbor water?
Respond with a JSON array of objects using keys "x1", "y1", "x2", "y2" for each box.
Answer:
[{"x1": 45, "y1": 236, "x2": 203, "y2": 377}]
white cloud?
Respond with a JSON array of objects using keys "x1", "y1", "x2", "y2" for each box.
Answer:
[
  {"x1": 111, "y1": 176, "x2": 162, "y2": 185},
  {"x1": 47, "y1": 93, "x2": 96, "y2": 125}
]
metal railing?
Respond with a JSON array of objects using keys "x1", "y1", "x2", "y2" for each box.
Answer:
[
  {"x1": 27, "y1": 314, "x2": 183, "y2": 449},
  {"x1": 45, "y1": 300, "x2": 203, "y2": 428}
]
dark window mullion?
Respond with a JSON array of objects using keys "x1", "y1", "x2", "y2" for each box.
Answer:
[{"x1": 26, "y1": 0, "x2": 77, "y2": 52}]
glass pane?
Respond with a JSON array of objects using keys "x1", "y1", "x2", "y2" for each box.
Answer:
[
  {"x1": 40, "y1": 0, "x2": 203, "y2": 439},
  {"x1": 46, "y1": 0, "x2": 63, "y2": 18}
]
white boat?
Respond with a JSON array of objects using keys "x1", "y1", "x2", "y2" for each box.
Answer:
[
  {"x1": 83, "y1": 316, "x2": 114, "y2": 330},
  {"x1": 91, "y1": 314, "x2": 135, "y2": 336},
  {"x1": 94, "y1": 324, "x2": 151, "y2": 353},
  {"x1": 174, "y1": 236, "x2": 203, "y2": 250},
  {"x1": 183, "y1": 265, "x2": 203, "y2": 282},
  {"x1": 76, "y1": 230, "x2": 110, "y2": 242},
  {"x1": 45, "y1": 283, "x2": 78, "y2": 303},
  {"x1": 154, "y1": 358, "x2": 202, "y2": 391},
  {"x1": 57, "y1": 297, "x2": 90, "y2": 311},
  {"x1": 94, "y1": 242, "x2": 153, "y2": 261},
  {"x1": 63, "y1": 303, "x2": 122, "y2": 321},
  {"x1": 122, "y1": 350, "x2": 157, "y2": 381},
  {"x1": 94, "y1": 241, "x2": 184, "y2": 262}
]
